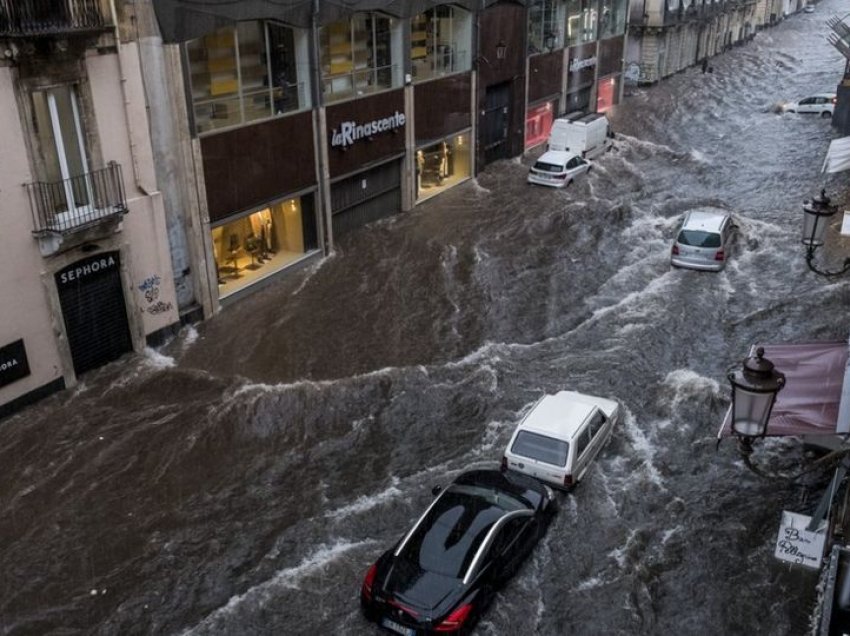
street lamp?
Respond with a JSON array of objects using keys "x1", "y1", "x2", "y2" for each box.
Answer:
[
  {"x1": 727, "y1": 347, "x2": 786, "y2": 458},
  {"x1": 801, "y1": 189, "x2": 850, "y2": 277}
]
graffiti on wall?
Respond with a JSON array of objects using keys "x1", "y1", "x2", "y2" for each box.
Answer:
[{"x1": 138, "y1": 275, "x2": 174, "y2": 315}]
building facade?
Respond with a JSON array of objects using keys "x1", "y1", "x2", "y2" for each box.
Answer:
[
  {"x1": 146, "y1": 0, "x2": 627, "y2": 311},
  {"x1": 0, "y1": 0, "x2": 181, "y2": 418},
  {"x1": 626, "y1": 0, "x2": 760, "y2": 85}
]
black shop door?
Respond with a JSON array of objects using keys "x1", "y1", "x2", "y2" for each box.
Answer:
[
  {"x1": 56, "y1": 252, "x2": 132, "y2": 375},
  {"x1": 482, "y1": 81, "x2": 512, "y2": 165}
]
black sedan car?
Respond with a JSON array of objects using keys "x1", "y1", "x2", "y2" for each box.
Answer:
[{"x1": 360, "y1": 469, "x2": 557, "y2": 635}]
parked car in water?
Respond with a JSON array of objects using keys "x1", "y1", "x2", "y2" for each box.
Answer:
[
  {"x1": 501, "y1": 390, "x2": 620, "y2": 490},
  {"x1": 527, "y1": 150, "x2": 591, "y2": 188},
  {"x1": 360, "y1": 469, "x2": 556, "y2": 635},
  {"x1": 783, "y1": 92, "x2": 836, "y2": 117},
  {"x1": 670, "y1": 208, "x2": 737, "y2": 272}
]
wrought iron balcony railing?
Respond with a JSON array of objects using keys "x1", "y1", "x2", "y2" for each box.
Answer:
[
  {"x1": 0, "y1": 0, "x2": 111, "y2": 37},
  {"x1": 27, "y1": 163, "x2": 127, "y2": 236}
]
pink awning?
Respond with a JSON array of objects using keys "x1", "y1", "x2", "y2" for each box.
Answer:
[{"x1": 718, "y1": 342, "x2": 849, "y2": 438}]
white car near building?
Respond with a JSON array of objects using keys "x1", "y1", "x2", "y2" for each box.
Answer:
[
  {"x1": 501, "y1": 390, "x2": 620, "y2": 489},
  {"x1": 783, "y1": 93, "x2": 836, "y2": 117},
  {"x1": 527, "y1": 150, "x2": 591, "y2": 188}
]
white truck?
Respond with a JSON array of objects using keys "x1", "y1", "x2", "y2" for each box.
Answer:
[{"x1": 547, "y1": 112, "x2": 613, "y2": 159}]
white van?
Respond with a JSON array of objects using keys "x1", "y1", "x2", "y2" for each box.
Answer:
[
  {"x1": 501, "y1": 390, "x2": 620, "y2": 490},
  {"x1": 547, "y1": 112, "x2": 612, "y2": 159}
]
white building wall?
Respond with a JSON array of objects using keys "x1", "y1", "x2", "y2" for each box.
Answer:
[{"x1": 0, "y1": 66, "x2": 66, "y2": 407}]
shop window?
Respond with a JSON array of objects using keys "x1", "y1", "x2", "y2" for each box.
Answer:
[
  {"x1": 599, "y1": 0, "x2": 628, "y2": 37},
  {"x1": 596, "y1": 76, "x2": 619, "y2": 112},
  {"x1": 566, "y1": 0, "x2": 597, "y2": 45},
  {"x1": 566, "y1": 87, "x2": 591, "y2": 113},
  {"x1": 527, "y1": 0, "x2": 565, "y2": 54},
  {"x1": 525, "y1": 101, "x2": 555, "y2": 149},
  {"x1": 320, "y1": 13, "x2": 403, "y2": 103},
  {"x1": 186, "y1": 21, "x2": 312, "y2": 134},
  {"x1": 415, "y1": 131, "x2": 472, "y2": 201},
  {"x1": 410, "y1": 5, "x2": 472, "y2": 81},
  {"x1": 212, "y1": 196, "x2": 318, "y2": 298}
]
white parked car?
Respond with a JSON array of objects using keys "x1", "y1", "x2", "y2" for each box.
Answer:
[
  {"x1": 527, "y1": 150, "x2": 591, "y2": 188},
  {"x1": 783, "y1": 93, "x2": 836, "y2": 117},
  {"x1": 501, "y1": 390, "x2": 620, "y2": 490}
]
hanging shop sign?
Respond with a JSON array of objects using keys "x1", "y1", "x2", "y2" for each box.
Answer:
[
  {"x1": 330, "y1": 111, "x2": 406, "y2": 149},
  {"x1": 0, "y1": 339, "x2": 31, "y2": 388},
  {"x1": 57, "y1": 253, "x2": 120, "y2": 288},
  {"x1": 569, "y1": 55, "x2": 597, "y2": 73}
]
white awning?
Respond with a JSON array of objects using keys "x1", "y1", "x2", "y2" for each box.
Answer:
[{"x1": 822, "y1": 136, "x2": 850, "y2": 173}]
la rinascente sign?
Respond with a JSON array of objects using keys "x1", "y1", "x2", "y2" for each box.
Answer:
[
  {"x1": 330, "y1": 111, "x2": 406, "y2": 148},
  {"x1": 0, "y1": 339, "x2": 30, "y2": 388}
]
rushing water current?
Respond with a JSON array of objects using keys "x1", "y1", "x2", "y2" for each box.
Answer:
[{"x1": 3, "y1": 9, "x2": 850, "y2": 636}]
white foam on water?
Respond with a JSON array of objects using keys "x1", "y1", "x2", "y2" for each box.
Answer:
[
  {"x1": 577, "y1": 575, "x2": 607, "y2": 591},
  {"x1": 182, "y1": 539, "x2": 374, "y2": 634},
  {"x1": 608, "y1": 528, "x2": 640, "y2": 569},
  {"x1": 471, "y1": 178, "x2": 492, "y2": 194},
  {"x1": 622, "y1": 409, "x2": 665, "y2": 489},
  {"x1": 689, "y1": 148, "x2": 709, "y2": 163},
  {"x1": 143, "y1": 347, "x2": 176, "y2": 369},
  {"x1": 326, "y1": 479, "x2": 403, "y2": 520},
  {"x1": 182, "y1": 325, "x2": 199, "y2": 349},
  {"x1": 292, "y1": 251, "x2": 337, "y2": 296}
]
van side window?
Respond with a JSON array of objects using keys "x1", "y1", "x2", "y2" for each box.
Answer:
[
  {"x1": 589, "y1": 410, "x2": 606, "y2": 439},
  {"x1": 575, "y1": 426, "x2": 591, "y2": 458}
]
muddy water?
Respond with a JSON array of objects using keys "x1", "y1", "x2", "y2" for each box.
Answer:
[{"x1": 2, "y1": 7, "x2": 849, "y2": 636}]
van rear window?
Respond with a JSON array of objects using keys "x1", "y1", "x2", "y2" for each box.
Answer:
[
  {"x1": 677, "y1": 229, "x2": 721, "y2": 248},
  {"x1": 510, "y1": 430, "x2": 569, "y2": 467},
  {"x1": 533, "y1": 161, "x2": 563, "y2": 173}
]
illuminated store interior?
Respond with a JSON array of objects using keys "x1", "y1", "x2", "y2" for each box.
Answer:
[
  {"x1": 415, "y1": 132, "x2": 472, "y2": 201},
  {"x1": 212, "y1": 196, "x2": 318, "y2": 298},
  {"x1": 525, "y1": 101, "x2": 556, "y2": 149}
]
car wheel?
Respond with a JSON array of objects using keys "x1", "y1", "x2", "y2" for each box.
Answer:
[{"x1": 822, "y1": 111, "x2": 832, "y2": 118}]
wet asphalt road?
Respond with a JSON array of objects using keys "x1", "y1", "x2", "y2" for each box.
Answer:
[{"x1": 2, "y1": 7, "x2": 850, "y2": 635}]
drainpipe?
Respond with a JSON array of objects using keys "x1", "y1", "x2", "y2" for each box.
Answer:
[{"x1": 108, "y1": 0, "x2": 152, "y2": 196}]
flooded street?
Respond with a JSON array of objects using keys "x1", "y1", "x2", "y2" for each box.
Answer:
[{"x1": 2, "y1": 7, "x2": 850, "y2": 635}]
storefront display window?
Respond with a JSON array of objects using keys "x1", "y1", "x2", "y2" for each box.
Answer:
[
  {"x1": 415, "y1": 132, "x2": 472, "y2": 201},
  {"x1": 411, "y1": 6, "x2": 472, "y2": 81},
  {"x1": 566, "y1": 86, "x2": 591, "y2": 113},
  {"x1": 596, "y1": 76, "x2": 619, "y2": 112},
  {"x1": 320, "y1": 13, "x2": 403, "y2": 103},
  {"x1": 212, "y1": 196, "x2": 318, "y2": 298},
  {"x1": 566, "y1": 0, "x2": 597, "y2": 45},
  {"x1": 186, "y1": 22, "x2": 312, "y2": 134},
  {"x1": 599, "y1": 0, "x2": 628, "y2": 37},
  {"x1": 528, "y1": 0, "x2": 565, "y2": 54},
  {"x1": 525, "y1": 102, "x2": 555, "y2": 148}
]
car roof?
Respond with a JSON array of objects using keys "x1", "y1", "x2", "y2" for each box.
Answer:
[
  {"x1": 681, "y1": 208, "x2": 730, "y2": 233},
  {"x1": 801, "y1": 93, "x2": 836, "y2": 99},
  {"x1": 519, "y1": 390, "x2": 617, "y2": 439},
  {"x1": 537, "y1": 150, "x2": 578, "y2": 163}
]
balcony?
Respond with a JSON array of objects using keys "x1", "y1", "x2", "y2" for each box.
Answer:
[
  {"x1": 0, "y1": 0, "x2": 111, "y2": 37},
  {"x1": 27, "y1": 163, "x2": 128, "y2": 254}
]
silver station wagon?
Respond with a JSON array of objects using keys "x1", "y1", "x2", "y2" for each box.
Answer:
[
  {"x1": 670, "y1": 208, "x2": 737, "y2": 272},
  {"x1": 501, "y1": 390, "x2": 620, "y2": 490}
]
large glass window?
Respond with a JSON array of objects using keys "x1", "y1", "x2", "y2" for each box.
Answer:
[
  {"x1": 599, "y1": 0, "x2": 628, "y2": 37},
  {"x1": 410, "y1": 5, "x2": 472, "y2": 81},
  {"x1": 320, "y1": 13, "x2": 403, "y2": 103},
  {"x1": 566, "y1": 0, "x2": 597, "y2": 45},
  {"x1": 596, "y1": 75, "x2": 620, "y2": 112},
  {"x1": 213, "y1": 196, "x2": 318, "y2": 298},
  {"x1": 415, "y1": 132, "x2": 472, "y2": 201},
  {"x1": 186, "y1": 22, "x2": 311, "y2": 134},
  {"x1": 527, "y1": 0, "x2": 565, "y2": 54}
]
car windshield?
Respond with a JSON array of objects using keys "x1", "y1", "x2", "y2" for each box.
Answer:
[
  {"x1": 533, "y1": 161, "x2": 564, "y2": 173},
  {"x1": 511, "y1": 430, "x2": 569, "y2": 467},
  {"x1": 677, "y1": 229, "x2": 721, "y2": 248},
  {"x1": 399, "y1": 487, "x2": 518, "y2": 579}
]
